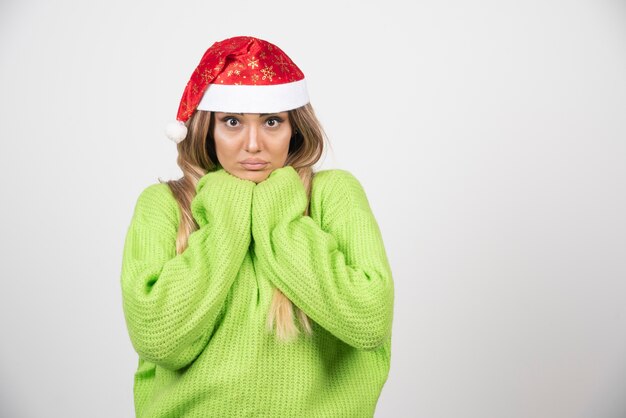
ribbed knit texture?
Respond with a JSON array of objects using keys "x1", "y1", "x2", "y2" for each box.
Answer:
[{"x1": 120, "y1": 166, "x2": 394, "y2": 417}]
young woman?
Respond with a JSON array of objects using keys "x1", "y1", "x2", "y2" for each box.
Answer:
[{"x1": 120, "y1": 35, "x2": 395, "y2": 417}]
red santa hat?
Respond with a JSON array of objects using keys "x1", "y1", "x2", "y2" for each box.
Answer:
[{"x1": 165, "y1": 35, "x2": 310, "y2": 143}]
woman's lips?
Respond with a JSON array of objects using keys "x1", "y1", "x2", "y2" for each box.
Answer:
[{"x1": 241, "y1": 162, "x2": 268, "y2": 170}]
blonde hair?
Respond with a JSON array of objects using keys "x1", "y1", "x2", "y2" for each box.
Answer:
[{"x1": 162, "y1": 103, "x2": 327, "y2": 343}]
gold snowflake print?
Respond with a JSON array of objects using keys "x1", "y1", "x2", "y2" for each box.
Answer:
[
  {"x1": 180, "y1": 101, "x2": 193, "y2": 119},
  {"x1": 200, "y1": 69, "x2": 214, "y2": 83},
  {"x1": 207, "y1": 48, "x2": 222, "y2": 56},
  {"x1": 251, "y1": 73, "x2": 260, "y2": 83},
  {"x1": 273, "y1": 54, "x2": 290, "y2": 73},
  {"x1": 213, "y1": 60, "x2": 225, "y2": 72},
  {"x1": 247, "y1": 57, "x2": 259, "y2": 69},
  {"x1": 261, "y1": 65, "x2": 275, "y2": 82}
]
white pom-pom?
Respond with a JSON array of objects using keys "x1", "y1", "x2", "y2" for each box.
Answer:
[{"x1": 165, "y1": 120, "x2": 188, "y2": 143}]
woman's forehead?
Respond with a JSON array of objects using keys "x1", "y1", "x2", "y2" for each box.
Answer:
[{"x1": 215, "y1": 112, "x2": 289, "y2": 117}]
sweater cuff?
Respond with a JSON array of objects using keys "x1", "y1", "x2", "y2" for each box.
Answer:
[
  {"x1": 196, "y1": 167, "x2": 255, "y2": 194},
  {"x1": 192, "y1": 168, "x2": 255, "y2": 228},
  {"x1": 252, "y1": 166, "x2": 308, "y2": 230}
]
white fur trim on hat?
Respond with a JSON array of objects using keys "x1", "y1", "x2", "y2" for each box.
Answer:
[{"x1": 197, "y1": 79, "x2": 309, "y2": 113}]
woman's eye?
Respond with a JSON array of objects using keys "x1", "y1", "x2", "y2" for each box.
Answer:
[
  {"x1": 266, "y1": 117, "x2": 282, "y2": 127},
  {"x1": 224, "y1": 117, "x2": 240, "y2": 127}
]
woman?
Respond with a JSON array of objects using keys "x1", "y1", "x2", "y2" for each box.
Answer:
[{"x1": 120, "y1": 35, "x2": 395, "y2": 417}]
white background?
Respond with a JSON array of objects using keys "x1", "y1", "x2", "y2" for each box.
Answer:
[{"x1": 1, "y1": 0, "x2": 625, "y2": 417}]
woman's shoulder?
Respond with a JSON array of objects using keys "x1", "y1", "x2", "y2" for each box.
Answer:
[
  {"x1": 312, "y1": 168, "x2": 357, "y2": 188},
  {"x1": 311, "y1": 168, "x2": 371, "y2": 212},
  {"x1": 131, "y1": 182, "x2": 180, "y2": 228}
]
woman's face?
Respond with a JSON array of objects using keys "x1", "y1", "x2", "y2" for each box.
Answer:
[{"x1": 213, "y1": 111, "x2": 292, "y2": 183}]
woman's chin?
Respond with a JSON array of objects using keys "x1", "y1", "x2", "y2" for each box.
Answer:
[{"x1": 238, "y1": 168, "x2": 269, "y2": 183}]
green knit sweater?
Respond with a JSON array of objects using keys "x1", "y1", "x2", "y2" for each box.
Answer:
[{"x1": 120, "y1": 165, "x2": 394, "y2": 417}]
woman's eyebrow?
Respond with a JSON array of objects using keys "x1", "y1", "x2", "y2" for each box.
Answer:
[{"x1": 231, "y1": 113, "x2": 274, "y2": 116}]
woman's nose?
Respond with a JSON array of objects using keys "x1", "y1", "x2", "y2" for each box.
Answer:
[{"x1": 244, "y1": 125, "x2": 260, "y2": 150}]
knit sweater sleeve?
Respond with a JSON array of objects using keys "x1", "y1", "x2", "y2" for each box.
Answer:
[
  {"x1": 251, "y1": 166, "x2": 394, "y2": 350},
  {"x1": 120, "y1": 168, "x2": 255, "y2": 371}
]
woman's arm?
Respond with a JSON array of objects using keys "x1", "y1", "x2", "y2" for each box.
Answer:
[
  {"x1": 251, "y1": 166, "x2": 394, "y2": 350},
  {"x1": 120, "y1": 168, "x2": 254, "y2": 371}
]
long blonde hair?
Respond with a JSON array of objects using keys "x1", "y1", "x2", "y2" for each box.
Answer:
[{"x1": 162, "y1": 103, "x2": 327, "y2": 342}]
